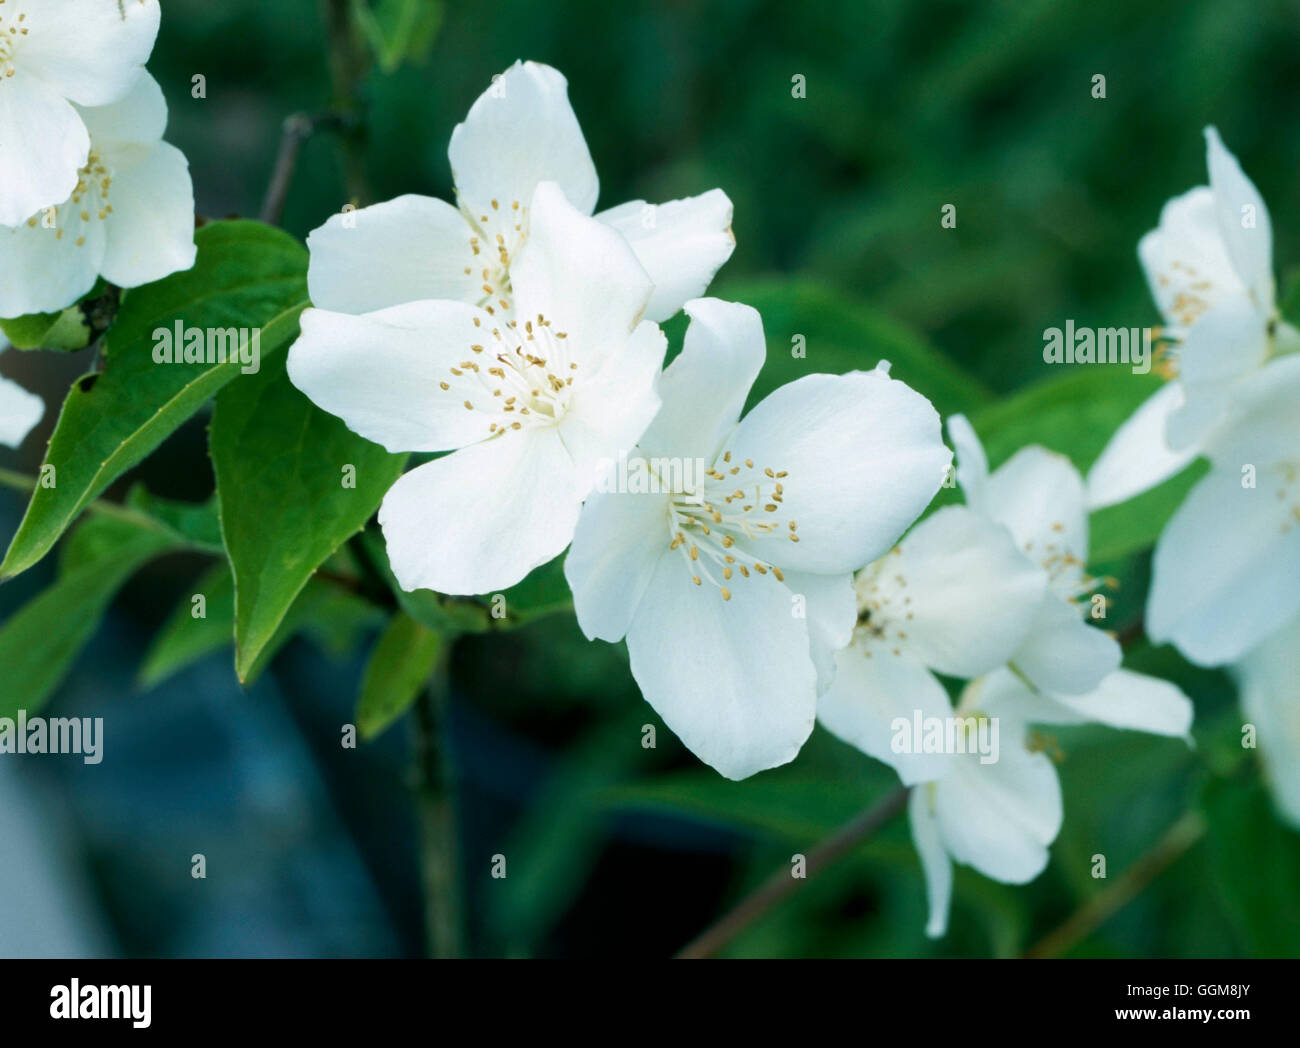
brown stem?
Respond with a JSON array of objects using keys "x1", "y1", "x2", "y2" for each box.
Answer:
[
  {"x1": 1023, "y1": 810, "x2": 1207, "y2": 959},
  {"x1": 676, "y1": 785, "x2": 910, "y2": 959},
  {"x1": 259, "y1": 113, "x2": 318, "y2": 225}
]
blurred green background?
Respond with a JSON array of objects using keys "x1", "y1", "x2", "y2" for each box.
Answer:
[{"x1": 3, "y1": 0, "x2": 1299, "y2": 958}]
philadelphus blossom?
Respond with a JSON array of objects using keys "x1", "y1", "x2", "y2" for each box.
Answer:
[
  {"x1": 909, "y1": 664, "x2": 1192, "y2": 939},
  {"x1": 1232, "y1": 612, "x2": 1300, "y2": 828},
  {"x1": 816, "y1": 504, "x2": 1049, "y2": 785},
  {"x1": 0, "y1": 73, "x2": 197, "y2": 317},
  {"x1": 306, "y1": 60, "x2": 734, "y2": 324},
  {"x1": 0, "y1": 0, "x2": 160, "y2": 227},
  {"x1": 816, "y1": 416, "x2": 1193, "y2": 937},
  {"x1": 948, "y1": 415, "x2": 1121, "y2": 696},
  {"x1": 1088, "y1": 127, "x2": 1296, "y2": 509},
  {"x1": 564, "y1": 298, "x2": 951, "y2": 780},
  {"x1": 1146, "y1": 352, "x2": 1300, "y2": 664},
  {"x1": 288, "y1": 182, "x2": 666, "y2": 596},
  {"x1": 0, "y1": 350, "x2": 44, "y2": 447}
]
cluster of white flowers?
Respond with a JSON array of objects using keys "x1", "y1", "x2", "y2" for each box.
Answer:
[
  {"x1": 287, "y1": 60, "x2": 1213, "y2": 938},
  {"x1": 820, "y1": 416, "x2": 1192, "y2": 936},
  {"x1": 1089, "y1": 129, "x2": 1300, "y2": 830},
  {"x1": 0, "y1": 1, "x2": 195, "y2": 324}
]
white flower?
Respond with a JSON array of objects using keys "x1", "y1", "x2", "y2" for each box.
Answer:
[
  {"x1": 816, "y1": 504, "x2": 1049, "y2": 785},
  {"x1": 909, "y1": 659, "x2": 1193, "y2": 939},
  {"x1": 1232, "y1": 612, "x2": 1300, "y2": 829},
  {"x1": 1146, "y1": 352, "x2": 1300, "y2": 664},
  {"x1": 0, "y1": 0, "x2": 160, "y2": 227},
  {"x1": 0, "y1": 350, "x2": 44, "y2": 447},
  {"x1": 0, "y1": 73, "x2": 196, "y2": 317},
  {"x1": 288, "y1": 182, "x2": 665, "y2": 596},
  {"x1": 305, "y1": 60, "x2": 734, "y2": 324},
  {"x1": 1088, "y1": 127, "x2": 1295, "y2": 509},
  {"x1": 949, "y1": 415, "x2": 1121, "y2": 695},
  {"x1": 907, "y1": 688, "x2": 1063, "y2": 940},
  {"x1": 563, "y1": 298, "x2": 951, "y2": 780}
]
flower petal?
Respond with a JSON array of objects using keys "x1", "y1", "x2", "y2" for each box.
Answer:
[
  {"x1": 22, "y1": 0, "x2": 159, "y2": 107},
  {"x1": 0, "y1": 371, "x2": 44, "y2": 448},
  {"x1": 511, "y1": 181, "x2": 653, "y2": 372},
  {"x1": 96, "y1": 141, "x2": 196, "y2": 288},
  {"x1": 978, "y1": 666, "x2": 1193, "y2": 739},
  {"x1": 817, "y1": 644, "x2": 954, "y2": 785},
  {"x1": 725, "y1": 368, "x2": 950, "y2": 575},
  {"x1": 637, "y1": 297, "x2": 765, "y2": 462},
  {"x1": 597, "y1": 189, "x2": 735, "y2": 322},
  {"x1": 379, "y1": 428, "x2": 583, "y2": 596},
  {"x1": 1205, "y1": 352, "x2": 1300, "y2": 470},
  {"x1": 565, "y1": 464, "x2": 671, "y2": 643},
  {"x1": 286, "y1": 301, "x2": 496, "y2": 453},
  {"x1": 1010, "y1": 593, "x2": 1121, "y2": 695},
  {"x1": 932, "y1": 735, "x2": 1062, "y2": 884},
  {"x1": 1205, "y1": 127, "x2": 1274, "y2": 313},
  {"x1": 558, "y1": 320, "x2": 665, "y2": 496},
  {"x1": 782, "y1": 570, "x2": 855, "y2": 694},
  {"x1": 984, "y1": 445, "x2": 1088, "y2": 569},
  {"x1": 1138, "y1": 185, "x2": 1251, "y2": 329},
  {"x1": 1147, "y1": 463, "x2": 1300, "y2": 665},
  {"x1": 77, "y1": 69, "x2": 167, "y2": 147},
  {"x1": 0, "y1": 71, "x2": 87, "y2": 227},
  {"x1": 448, "y1": 61, "x2": 598, "y2": 220},
  {"x1": 1086, "y1": 383, "x2": 1199, "y2": 509},
  {"x1": 305, "y1": 195, "x2": 480, "y2": 315},
  {"x1": 908, "y1": 785, "x2": 954, "y2": 939},
  {"x1": 0, "y1": 196, "x2": 106, "y2": 317},
  {"x1": 947, "y1": 414, "x2": 989, "y2": 510},
  {"x1": 885, "y1": 505, "x2": 1048, "y2": 678},
  {"x1": 625, "y1": 552, "x2": 817, "y2": 780},
  {"x1": 1233, "y1": 615, "x2": 1300, "y2": 829}
]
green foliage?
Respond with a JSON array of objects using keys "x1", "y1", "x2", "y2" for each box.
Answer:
[
  {"x1": 1, "y1": 221, "x2": 310, "y2": 579},
  {"x1": 0, "y1": 517, "x2": 179, "y2": 717},
  {"x1": 356, "y1": 612, "x2": 442, "y2": 739},
  {"x1": 0, "y1": 304, "x2": 93, "y2": 352},
  {"x1": 353, "y1": 0, "x2": 444, "y2": 73},
  {"x1": 209, "y1": 348, "x2": 407, "y2": 683}
]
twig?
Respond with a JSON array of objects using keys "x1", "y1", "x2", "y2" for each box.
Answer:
[
  {"x1": 1023, "y1": 810, "x2": 1207, "y2": 959},
  {"x1": 259, "y1": 113, "x2": 319, "y2": 225},
  {"x1": 676, "y1": 785, "x2": 910, "y2": 959}
]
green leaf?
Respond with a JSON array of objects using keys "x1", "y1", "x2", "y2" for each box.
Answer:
[
  {"x1": 137, "y1": 563, "x2": 235, "y2": 690},
  {"x1": 124, "y1": 485, "x2": 224, "y2": 553},
  {"x1": 0, "y1": 304, "x2": 92, "y2": 352},
  {"x1": 0, "y1": 516, "x2": 178, "y2": 717},
  {"x1": 210, "y1": 348, "x2": 406, "y2": 683},
  {"x1": 139, "y1": 564, "x2": 384, "y2": 690},
  {"x1": 715, "y1": 276, "x2": 995, "y2": 419},
  {"x1": 1, "y1": 220, "x2": 309, "y2": 579},
  {"x1": 493, "y1": 554, "x2": 573, "y2": 627},
  {"x1": 356, "y1": 612, "x2": 442, "y2": 740},
  {"x1": 1203, "y1": 776, "x2": 1300, "y2": 957},
  {"x1": 354, "y1": 0, "x2": 444, "y2": 73},
  {"x1": 969, "y1": 367, "x2": 1194, "y2": 560}
]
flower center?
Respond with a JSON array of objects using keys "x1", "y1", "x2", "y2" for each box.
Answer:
[
  {"x1": 460, "y1": 197, "x2": 528, "y2": 316},
  {"x1": 442, "y1": 312, "x2": 577, "y2": 437},
  {"x1": 662, "y1": 450, "x2": 797, "y2": 600},
  {"x1": 851, "y1": 552, "x2": 914, "y2": 658},
  {"x1": 0, "y1": 8, "x2": 29, "y2": 77},
  {"x1": 20, "y1": 150, "x2": 114, "y2": 245}
]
